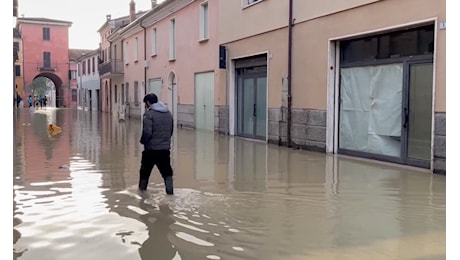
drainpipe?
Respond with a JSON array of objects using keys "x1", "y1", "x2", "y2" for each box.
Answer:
[
  {"x1": 140, "y1": 17, "x2": 148, "y2": 126},
  {"x1": 108, "y1": 38, "x2": 112, "y2": 114},
  {"x1": 287, "y1": 0, "x2": 294, "y2": 147}
]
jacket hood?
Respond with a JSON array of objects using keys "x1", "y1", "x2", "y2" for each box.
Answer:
[{"x1": 151, "y1": 101, "x2": 169, "y2": 113}]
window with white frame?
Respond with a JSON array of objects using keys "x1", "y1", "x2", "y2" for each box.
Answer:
[
  {"x1": 134, "y1": 37, "x2": 139, "y2": 61},
  {"x1": 169, "y1": 19, "x2": 176, "y2": 60},
  {"x1": 121, "y1": 84, "x2": 125, "y2": 104},
  {"x1": 243, "y1": 0, "x2": 262, "y2": 7},
  {"x1": 87, "y1": 59, "x2": 91, "y2": 74},
  {"x1": 151, "y1": 28, "x2": 158, "y2": 56},
  {"x1": 114, "y1": 84, "x2": 118, "y2": 103},
  {"x1": 124, "y1": 41, "x2": 129, "y2": 64},
  {"x1": 125, "y1": 83, "x2": 130, "y2": 103},
  {"x1": 134, "y1": 81, "x2": 139, "y2": 105},
  {"x1": 199, "y1": 1, "x2": 209, "y2": 40},
  {"x1": 70, "y1": 70, "x2": 77, "y2": 80}
]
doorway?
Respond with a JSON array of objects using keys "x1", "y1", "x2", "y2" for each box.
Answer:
[
  {"x1": 195, "y1": 72, "x2": 215, "y2": 132},
  {"x1": 404, "y1": 62, "x2": 433, "y2": 168},
  {"x1": 236, "y1": 66, "x2": 267, "y2": 140}
]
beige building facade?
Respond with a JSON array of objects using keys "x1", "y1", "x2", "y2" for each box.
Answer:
[{"x1": 219, "y1": 0, "x2": 446, "y2": 174}]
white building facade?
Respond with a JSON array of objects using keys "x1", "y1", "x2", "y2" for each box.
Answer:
[{"x1": 77, "y1": 49, "x2": 101, "y2": 111}]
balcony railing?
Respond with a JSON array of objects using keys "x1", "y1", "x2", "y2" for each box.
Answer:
[
  {"x1": 37, "y1": 62, "x2": 58, "y2": 72},
  {"x1": 99, "y1": 59, "x2": 124, "y2": 76}
]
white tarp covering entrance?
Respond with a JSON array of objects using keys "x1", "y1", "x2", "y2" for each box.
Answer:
[{"x1": 339, "y1": 63, "x2": 403, "y2": 157}]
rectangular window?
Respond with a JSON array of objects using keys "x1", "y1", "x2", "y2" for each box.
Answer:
[
  {"x1": 169, "y1": 19, "x2": 176, "y2": 60},
  {"x1": 92, "y1": 57, "x2": 95, "y2": 73},
  {"x1": 124, "y1": 41, "x2": 129, "y2": 64},
  {"x1": 82, "y1": 61, "x2": 86, "y2": 75},
  {"x1": 199, "y1": 2, "x2": 209, "y2": 40},
  {"x1": 134, "y1": 37, "x2": 139, "y2": 61},
  {"x1": 115, "y1": 84, "x2": 118, "y2": 104},
  {"x1": 134, "y1": 81, "x2": 139, "y2": 105},
  {"x1": 43, "y1": 52, "x2": 51, "y2": 68},
  {"x1": 14, "y1": 42, "x2": 19, "y2": 52},
  {"x1": 340, "y1": 24, "x2": 434, "y2": 64},
  {"x1": 15, "y1": 65, "x2": 21, "y2": 76},
  {"x1": 72, "y1": 89, "x2": 77, "y2": 102},
  {"x1": 151, "y1": 28, "x2": 158, "y2": 56},
  {"x1": 43, "y1": 27, "x2": 50, "y2": 40},
  {"x1": 125, "y1": 83, "x2": 130, "y2": 103},
  {"x1": 87, "y1": 59, "x2": 91, "y2": 74},
  {"x1": 70, "y1": 70, "x2": 77, "y2": 80},
  {"x1": 121, "y1": 84, "x2": 125, "y2": 104},
  {"x1": 114, "y1": 44, "x2": 118, "y2": 60}
]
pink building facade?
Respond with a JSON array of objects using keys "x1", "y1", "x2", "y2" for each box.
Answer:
[
  {"x1": 110, "y1": 0, "x2": 223, "y2": 132},
  {"x1": 16, "y1": 17, "x2": 73, "y2": 108},
  {"x1": 68, "y1": 61, "x2": 78, "y2": 108},
  {"x1": 98, "y1": 10, "x2": 145, "y2": 116}
]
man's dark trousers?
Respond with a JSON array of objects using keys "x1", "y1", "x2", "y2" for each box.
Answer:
[{"x1": 139, "y1": 150, "x2": 173, "y2": 191}]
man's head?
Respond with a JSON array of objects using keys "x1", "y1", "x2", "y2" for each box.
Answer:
[{"x1": 143, "y1": 93, "x2": 158, "y2": 108}]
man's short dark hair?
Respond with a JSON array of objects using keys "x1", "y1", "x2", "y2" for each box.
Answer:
[{"x1": 143, "y1": 93, "x2": 158, "y2": 104}]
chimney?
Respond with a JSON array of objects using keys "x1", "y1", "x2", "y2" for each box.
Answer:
[
  {"x1": 106, "y1": 14, "x2": 111, "y2": 21},
  {"x1": 130, "y1": 0, "x2": 136, "y2": 22},
  {"x1": 151, "y1": 0, "x2": 158, "y2": 9}
]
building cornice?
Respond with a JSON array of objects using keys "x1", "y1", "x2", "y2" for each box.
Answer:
[
  {"x1": 16, "y1": 17, "x2": 72, "y2": 27},
  {"x1": 117, "y1": 0, "x2": 195, "y2": 39},
  {"x1": 142, "y1": 0, "x2": 195, "y2": 27},
  {"x1": 76, "y1": 49, "x2": 100, "y2": 61}
]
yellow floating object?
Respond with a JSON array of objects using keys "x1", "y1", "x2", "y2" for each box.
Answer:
[{"x1": 48, "y1": 124, "x2": 62, "y2": 137}]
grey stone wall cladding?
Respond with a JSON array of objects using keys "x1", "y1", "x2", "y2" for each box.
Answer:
[
  {"x1": 175, "y1": 105, "x2": 230, "y2": 131},
  {"x1": 268, "y1": 108, "x2": 287, "y2": 145},
  {"x1": 433, "y1": 112, "x2": 446, "y2": 175},
  {"x1": 129, "y1": 105, "x2": 142, "y2": 119},
  {"x1": 267, "y1": 108, "x2": 327, "y2": 152},
  {"x1": 177, "y1": 104, "x2": 195, "y2": 129},
  {"x1": 215, "y1": 105, "x2": 229, "y2": 135}
]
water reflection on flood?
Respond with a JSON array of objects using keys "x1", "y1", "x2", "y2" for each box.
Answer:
[{"x1": 13, "y1": 108, "x2": 446, "y2": 260}]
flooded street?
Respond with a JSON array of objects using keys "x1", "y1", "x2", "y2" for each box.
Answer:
[{"x1": 13, "y1": 108, "x2": 446, "y2": 260}]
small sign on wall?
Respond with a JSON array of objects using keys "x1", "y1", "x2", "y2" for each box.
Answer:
[
  {"x1": 439, "y1": 21, "x2": 446, "y2": 30},
  {"x1": 219, "y1": 45, "x2": 227, "y2": 69}
]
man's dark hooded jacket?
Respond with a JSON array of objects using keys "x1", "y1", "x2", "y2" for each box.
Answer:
[{"x1": 140, "y1": 102, "x2": 173, "y2": 150}]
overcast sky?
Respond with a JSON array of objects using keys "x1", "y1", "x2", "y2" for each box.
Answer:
[{"x1": 17, "y1": 0, "x2": 165, "y2": 50}]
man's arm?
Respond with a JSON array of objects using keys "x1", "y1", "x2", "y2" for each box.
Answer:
[{"x1": 140, "y1": 113, "x2": 153, "y2": 144}]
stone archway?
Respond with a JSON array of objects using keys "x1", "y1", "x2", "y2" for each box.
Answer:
[{"x1": 31, "y1": 72, "x2": 63, "y2": 107}]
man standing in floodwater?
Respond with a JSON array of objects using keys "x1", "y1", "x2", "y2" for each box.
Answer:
[{"x1": 139, "y1": 93, "x2": 174, "y2": 195}]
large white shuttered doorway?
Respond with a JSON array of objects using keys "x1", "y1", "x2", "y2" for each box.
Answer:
[
  {"x1": 148, "y1": 78, "x2": 162, "y2": 102},
  {"x1": 195, "y1": 72, "x2": 215, "y2": 132}
]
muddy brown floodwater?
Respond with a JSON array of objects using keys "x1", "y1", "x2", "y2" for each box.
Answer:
[{"x1": 13, "y1": 108, "x2": 446, "y2": 260}]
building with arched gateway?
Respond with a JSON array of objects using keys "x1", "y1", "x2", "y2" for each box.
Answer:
[{"x1": 16, "y1": 17, "x2": 73, "y2": 108}]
